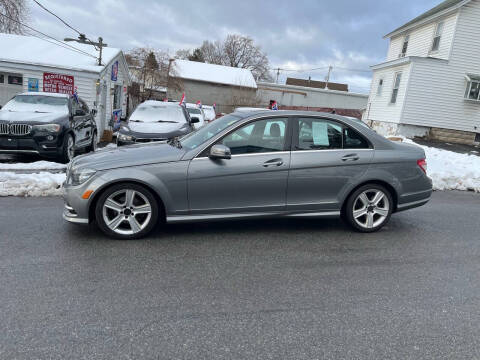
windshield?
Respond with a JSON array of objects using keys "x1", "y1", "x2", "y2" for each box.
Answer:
[
  {"x1": 129, "y1": 104, "x2": 187, "y2": 123},
  {"x1": 181, "y1": 114, "x2": 241, "y2": 150},
  {"x1": 2, "y1": 95, "x2": 69, "y2": 114},
  {"x1": 187, "y1": 108, "x2": 202, "y2": 115}
]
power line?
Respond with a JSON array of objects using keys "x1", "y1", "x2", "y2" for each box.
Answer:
[
  {"x1": 32, "y1": 0, "x2": 99, "y2": 50},
  {"x1": 0, "y1": 12, "x2": 97, "y2": 59},
  {"x1": 32, "y1": 0, "x2": 82, "y2": 35}
]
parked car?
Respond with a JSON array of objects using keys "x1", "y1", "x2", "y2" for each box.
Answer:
[
  {"x1": 63, "y1": 110, "x2": 432, "y2": 239},
  {"x1": 185, "y1": 103, "x2": 205, "y2": 129},
  {"x1": 117, "y1": 101, "x2": 197, "y2": 146},
  {"x1": 0, "y1": 92, "x2": 97, "y2": 163},
  {"x1": 201, "y1": 105, "x2": 216, "y2": 122}
]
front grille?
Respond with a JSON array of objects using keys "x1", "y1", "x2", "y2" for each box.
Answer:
[
  {"x1": 9, "y1": 124, "x2": 32, "y2": 135},
  {"x1": 0, "y1": 123, "x2": 8, "y2": 135},
  {"x1": 135, "y1": 138, "x2": 165, "y2": 143}
]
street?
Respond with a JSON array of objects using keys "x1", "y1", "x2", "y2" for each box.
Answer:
[{"x1": 1, "y1": 191, "x2": 480, "y2": 359}]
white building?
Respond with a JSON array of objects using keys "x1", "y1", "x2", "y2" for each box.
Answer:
[
  {"x1": 364, "y1": 0, "x2": 480, "y2": 144},
  {"x1": 0, "y1": 34, "x2": 131, "y2": 138}
]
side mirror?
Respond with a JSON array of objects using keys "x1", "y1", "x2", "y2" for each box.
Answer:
[
  {"x1": 209, "y1": 144, "x2": 231, "y2": 160},
  {"x1": 190, "y1": 117, "x2": 200, "y2": 124},
  {"x1": 91, "y1": 109, "x2": 97, "y2": 116}
]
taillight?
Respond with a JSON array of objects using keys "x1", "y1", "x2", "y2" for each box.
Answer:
[{"x1": 417, "y1": 159, "x2": 427, "y2": 174}]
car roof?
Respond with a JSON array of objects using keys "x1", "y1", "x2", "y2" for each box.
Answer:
[
  {"x1": 17, "y1": 91, "x2": 70, "y2": 98},
  {"x1": 139, "y1": 100, "x2": 181, "y2": 107}
]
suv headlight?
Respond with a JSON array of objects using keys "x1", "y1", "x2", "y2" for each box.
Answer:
[
  {"x1": 118, "y1": 133, "x2": 134, "y2": 141},
  {"x1": 69, "y1": 168, "x2": 96, "y2": 186},
  {"x1": 33, "y1": 124, "x2": 61, "y2": 133}
]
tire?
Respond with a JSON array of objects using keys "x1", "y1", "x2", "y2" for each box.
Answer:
[
  {"x1": 60, "y1": 133, "x2": 75, "y2": 164},
  {"x1": 344, "y1": 184, "x2": 393, "y2": 233},
  {"x1": 95, "y1": 183, "x2": 159, "y2": 240},
  {"x1": 87, "y1": 131, "x2": 98, "y2": 153}
]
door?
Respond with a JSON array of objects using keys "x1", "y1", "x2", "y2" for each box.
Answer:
[
  {"x1": 287, "y1": 117, "x2": 374, "y2": 212},
  {"x1": 188, "y1": 117, "x2": 291, "y2": 214}
]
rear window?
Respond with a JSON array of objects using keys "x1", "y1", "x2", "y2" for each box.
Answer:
[{"x1": 130, "y1": 104, "x2": 187, "y2": 123}]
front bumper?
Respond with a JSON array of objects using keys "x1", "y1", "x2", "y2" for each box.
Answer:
[
  {"x1": 63, "y1": 202, "x2": 89, "y2": 224},
  {"x1": 0, "y1": 134, "x2": 63, "y2": 157}
]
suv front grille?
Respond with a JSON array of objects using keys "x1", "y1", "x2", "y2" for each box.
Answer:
[
  {"x1": 9, "y1": 124, "x2": 32, "y2": 135},
  {"x1": 0, "y1": 123, "x2": 8, "y2": 135}
]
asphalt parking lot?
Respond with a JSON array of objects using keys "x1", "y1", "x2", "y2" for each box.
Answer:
[{"x1": 1, "y1": 191, "x2": 480, "y2": 359}]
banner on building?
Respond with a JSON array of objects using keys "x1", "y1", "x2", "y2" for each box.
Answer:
[
  {"x1": 28, "y1": 78, "x2": 39, "y2": 92},
  {"x1": 111, "y1": 61, "x2": 119, "y2": 81},
  {"x1": 43, "y1": 73, "x2": 74, "y2": 94}
]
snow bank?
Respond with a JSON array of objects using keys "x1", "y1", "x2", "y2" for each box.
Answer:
[
  {"x1": 0, "y1": 172, "x2": 65, "y2": 197},
  {"x1": 0, "y1": 160, "x2": 66, "y2": 171},
  {"x1": 405, "y1": 139, "x2": 480, "y2": 192}
]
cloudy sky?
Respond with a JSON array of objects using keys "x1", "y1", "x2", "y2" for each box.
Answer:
[{"x1": 30, "y1": 0, "x2": 441, "y2": 93}]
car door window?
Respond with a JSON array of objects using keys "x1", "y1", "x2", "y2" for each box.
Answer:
[
  {"x1": 80, "y1": 99, "x2": 89, "y2": 114},
  {"x1": 296, "y1": 118, "x2": 343, "y2": 150},
  {"x1": 343, "y1": 127, "x2": 370, "y2": 149},
  {"x1": 221, "y1": 118, "x2": 288, "y2": 155},
  {"x1": 72, "y1": 99, "x2": 83, "y2": 116}
]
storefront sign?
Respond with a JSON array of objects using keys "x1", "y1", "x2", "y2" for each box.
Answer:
[
  {"x1": 111, "y1": 61, "x2": 119, "y2": 81},
  {"x1": 43, "y1": 72, "x2": 74, "y2": 94},
  {"x1": 28, "y1": 78, "x2": 39, "y2": 92},
  {"x1": 112, "y1": 109, "x2": 122, "y2": 130}
]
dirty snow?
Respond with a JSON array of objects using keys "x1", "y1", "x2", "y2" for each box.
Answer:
[
  {"x1": 0, "y1": 171, "x2": 65, "y2": 197},
  {"x1": 405, "y1": 139, "x2": 480, "y2": 192},
  {"x1": 0, "y1": 161, "x2": 66, "y2": 171}
]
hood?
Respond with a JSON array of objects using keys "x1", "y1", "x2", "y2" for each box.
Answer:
[
  {"x1": 72, "y1": 142, "x2": 186, "y2": 171},
  {"x1": 127, "y1": 121, "x2": 186, "y2": 134},
  {"x1": 0, "y1": 110, "x2": 67, "y2": 124}
]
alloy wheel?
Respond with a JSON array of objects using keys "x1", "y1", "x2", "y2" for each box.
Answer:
[
  {"x1": 102, "y1": 189, "x2": 152, "y2": 235},
  {"x1": 352, "y1": 189, "x2": 390, "y2": 229}
]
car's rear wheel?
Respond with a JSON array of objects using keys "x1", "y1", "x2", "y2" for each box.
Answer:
[
  {"x1": 95, "y1": 183, "x2": 159, "y2": 240},
  {"x1": 345, "y1": 184, "x2": 393, "y2": 233}
]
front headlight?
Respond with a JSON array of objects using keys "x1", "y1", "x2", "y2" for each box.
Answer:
[
  {"x1": 33, "y1": 124, "x2": 61, "y2": 133},
  {"x1": 69, "y1": 168, "x2": 96, "y2": 186},
  {"x1": 118, "y1": 133, "x2": 134, "y2": 141}
]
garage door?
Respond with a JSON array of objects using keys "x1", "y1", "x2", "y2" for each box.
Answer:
[{"x1": 0, "y1": 73, "x2": 23, "y2": 107}]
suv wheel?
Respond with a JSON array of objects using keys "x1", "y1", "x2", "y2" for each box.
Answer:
[
  {"x1": 60, "y1": 134, "x2": 75, "y2": 163},
  {"x1": 345, "y1": 184, "x2": 393, "y2": 233},
  {"x1": 95, "y1": 183, "x2": 159, "y2": 240},
  {"x1": 87, "y1": 131, "x2": 98, "y2": 152}
]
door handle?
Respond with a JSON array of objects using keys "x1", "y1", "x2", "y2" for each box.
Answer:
[
  {"x1": 341, "y1": 153, "x2": 359, "y2": 161},
  {"x1": 263, "y1": 158, "x2": 284, "y2": 167}
]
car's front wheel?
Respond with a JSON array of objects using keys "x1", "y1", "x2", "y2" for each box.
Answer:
[
  {"x1": 95, "y1": 183, "x2": 159, "y2": 239},
  {"x1": 345, "y1": 184, "x2": 393, "y2": 233},
  {"x1": 60, "y1": 133, "x2": 75, "y2": 163}
]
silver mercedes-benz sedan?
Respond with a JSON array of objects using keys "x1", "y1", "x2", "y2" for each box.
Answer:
[{"x1": 63, "y1": 110, "x2": 432, "y2": 239}]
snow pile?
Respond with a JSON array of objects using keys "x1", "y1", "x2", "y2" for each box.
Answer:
[
  {"x1": 0, "y1": 160, "x2": 66, "y2": 171},
  {"x1": 406, "y1": 139, "x2": 480, "y2": 192},
  {"x1": 0, "y1": 172, "x2": 65, "y2": 197}
]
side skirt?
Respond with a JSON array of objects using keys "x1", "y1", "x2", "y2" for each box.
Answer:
[{"x1": 166, "y1": 211, "x2": 341, "y2": 223}]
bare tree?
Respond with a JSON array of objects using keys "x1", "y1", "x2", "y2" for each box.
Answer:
[
  {"x1": 199, "y1": 35, "x2": 272, "y2": 82},
  {"x1": 126, "y1": 47, "x2": 182, "y2": 104},
  {"x1": 0, "y1": 0, "x2": 28, "y2": 34}
]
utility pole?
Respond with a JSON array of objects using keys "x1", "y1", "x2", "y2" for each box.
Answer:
[
  {"x1": 64, "y1": 34, "x2": 108, "y2": 66},
  {"x1": 325, "y1": 65, "x2": 333, "y2": 89},
  {"x1": 276, "y1": 68, "x2": 280, "y2": 84},
  {"x1": 166, "y1": 58, "x2": 175, "y2": 100}
]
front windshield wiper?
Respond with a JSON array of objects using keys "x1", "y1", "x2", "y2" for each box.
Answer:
[
  {"x1": 157, "y1": 120, "x2": 178, "y2": 123},
  {"x1": 167, "y1": 137, "x2": 182, "y2": 149},
  {"x1": 34, "y1": 111, "x2": 49, "y2": 113},
  {"x1": 129, "y1": 119, "x2": 143, "y2": 122}
]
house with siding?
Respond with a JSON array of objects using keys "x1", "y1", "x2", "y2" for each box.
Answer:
[
  {"x1": 0, "y1": 34, "x2": 131, "y2": 139},
  {"x1": 363, "y1": 0, "x2": 480, "y2": 144}
]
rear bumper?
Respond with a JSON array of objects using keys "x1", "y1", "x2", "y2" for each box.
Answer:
[{"x1": 396, "y1": 188, "x2": 432, "y2": 212}]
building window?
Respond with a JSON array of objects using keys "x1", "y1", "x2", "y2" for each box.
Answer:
[
  {"x1": 390, "y1": 72, "x2": 402, "y2": 104},
  {"x1": 400, "y1": 35, "x2": 409, "y2": 57},
  {"x1": 0, "y1": 74, "x2": 4, "y2": 83},
  {"x1": 431, "y1": 21, "x2": 444, "y2": 52},
  {"x1": 8, "y1": 75, "x2": 23, "y2": 85},
  {"x1": 465, "y1": 76, "x2": 480, "y2": 101},
  {"x1": 376, "y1": 78, "x2": 384, "y2": 96}
]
